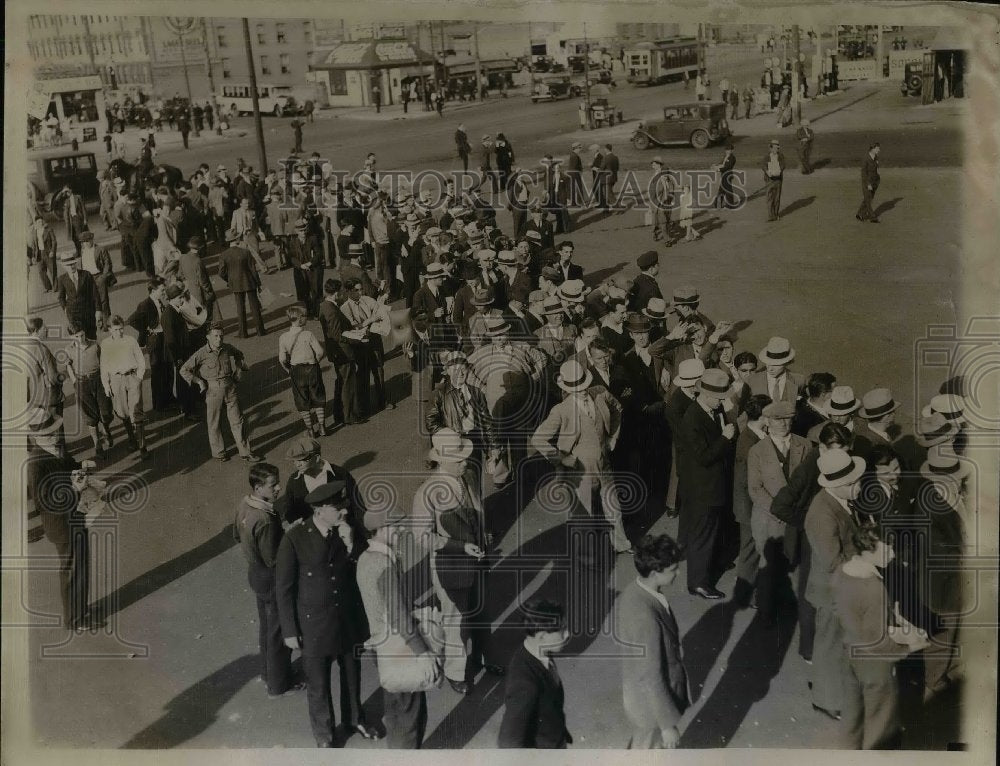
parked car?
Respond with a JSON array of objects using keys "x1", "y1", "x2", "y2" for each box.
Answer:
[
  {"x1": 631, "y1": 101, "x2": 731, "y2": 150},
  {"x1": 28, "y1": 150, "x2": 100, "y2": 214},
  {"x1": 901, "y1": 62, "x2": 924, "y2": 96},
  {"x1": 531, "y1": 76, "x2": 582, "y2": 102}
]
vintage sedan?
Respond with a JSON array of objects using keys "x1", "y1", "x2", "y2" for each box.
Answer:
[{"x1": 631, "y1": 101, "x2": 732, "y2": 150}]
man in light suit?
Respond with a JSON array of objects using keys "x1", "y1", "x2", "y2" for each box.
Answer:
[
  {"x1": 747, "y1": 400, "x2": 811, "y2": 622},
  {"x1": 532, "y1": 359, "x2": 631, "y2": 553},
  {"x1": 746, "y1": 336, "x2": 804, "y2": 405},
  {"x1": 804, "y1": 448, "x2": 867, "y2": 721},
  {"x1": 617, "y1": 534, "x2": 690, "y2": 748}
]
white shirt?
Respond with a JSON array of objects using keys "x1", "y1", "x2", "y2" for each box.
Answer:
[
  {"x1": 766, "y1": 372, "x2": 786, "y2": 402},
  {"x1": 524, "y1": 639, "x2": 554, "y2": 671},
  {"x1": 303, "y1": 460, "x2": 335, "y2": 493},
  {"x1": 81, "y1": 244, "x2": 99, "y2": 275},
  {"x1": 770, "y1": 433, "x2": 791, "y2": 456},
  {"x1": 766, "y1": 153, "x2": 782, "y2": 178}
]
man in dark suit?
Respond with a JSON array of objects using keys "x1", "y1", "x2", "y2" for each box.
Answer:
[
  {"x1": 288, "y1": 219, "x2": 325, "y2": 318},
  {"x1": 161, "y1": 282, "x2": 198, "y2": 420},
  {"x1": 60, "y1": 186, "x2": 89, "y2": 255},
  {"x1": 761, "y1": 139, "x2": 786, "y2": 221},
  {"x1": 678, "y1": 368, "x2": 739, "y2": 599},
  {"x1": 56, "y1": 251, "x2": 103, "y2": 339},
  {"x1": 856, "y1": 142, "x2": 881, "y2": 222},
  {"x1": 318, "y1": 279, "x2": 360, "y2": 426},
  {"x1": 804, "y1": 448, "x2": 867, "y2": 721},
  {"x1": 128, "y1": 278, "x2": 174, "y2": 411},
  {"x1": 602, "y1": 143, "x2": 620, "y2": 212},
  {"x1": 276, "y1": 481, "x2": 378, "y2": 747},
  {"x1": 565, "y1": 141, "x2": 585, "y2": 207},
  {"x1": 627, "y1": 250, "x2": 662, "y2": 313},
  {"x1": 747, "y1": 336, "x2": 804, "y2": 406},
  {"x1": 554, "y1": 241, "x2": 583, "y2": 283},
  {"x1": 498, "y1": 600, "x2": 572, "y2": 748},
  {"x1": 337, "y1": 243, "x2": 377, "y2": 299},
  {"x1": 617, "y1": 534, "x2": 690, "y2": 749},
  {"x1": 410, "y1": 261, "x2": 447, "y2": 322},
  {"x1": 522, "y1": 202, "x2": 555, "y2": 258},
  {"x1": 455, "y1": 123, "x2": 472, "y2": 171},
  {"x1": 732, "y1": 394, "x2": 771, "y2": 605},
  {"x1": 589, "y1": 144, "x2": 606, "y2": 210},
  {"x1": 506, "y1": 167, "x2": 532, "y2": 240},
  {"x1": 664, "y1": 359, "x2": 704, "y2": 521},
  {"x1": 178, "y1": 235, "x2": 219, "y2": 321},
  {"x1": 854, "y1": 387, "x2": 902, "y2": 463},
  {"x1": 218, "y1": 228, "x2": 266, "y2": 338}
]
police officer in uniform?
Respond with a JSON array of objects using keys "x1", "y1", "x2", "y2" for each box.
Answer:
[{"x1": 276, "y1": 481, "x2": 382, "y2": 747}]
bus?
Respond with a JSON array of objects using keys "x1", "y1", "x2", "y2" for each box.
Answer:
[
  {"x1": 625, "y1": 38, "x2": 704, "y2": 86},
  {"x1": 216, "y1": 84, "x2": 303, "y2": 117}
]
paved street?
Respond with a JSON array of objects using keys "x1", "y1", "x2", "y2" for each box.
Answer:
[{"x1": 16, "y1": 62, "x2": 990, "y2": 751}]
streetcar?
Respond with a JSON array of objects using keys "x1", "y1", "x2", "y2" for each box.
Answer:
[
  {"x1": 216, "y1": 84, "x2": 303, "y2": 117},
  {"x1": 625, "y1": 38, "x2": 704, "y2": 86}
]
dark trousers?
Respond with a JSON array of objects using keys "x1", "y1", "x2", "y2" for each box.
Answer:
[
  {"x1": 551, "y1": 204, "x2": 572, "y2": 233},
  {"x1": 149, "y1": 339, "x2": 175, "y2": 410},
  {"x1": 119, "y1": 228, "x2": 136, "y2": 270},
  {"x1": 173, "y1": 362, "x2": 197, "y2": 416},
  {"x1": 857, "y1": 182, "x2": 878, "y2": 220},
  {"x1": 756, "y1": 537, "x2": 790, "y2": 621},
  {"x1": 331, "y1": 361, "x2": 359, "y2": 424},
  {"x1": 798, "y1": 141, "x2": 813, "y2": 173},
  {"x1": 250, "y1": 574, "x2": 293, "y2": 694},
  {"x1": 36, "y1": 253, "x2": 57, "y2": 292},
  {"x1": 842, "y1": 658, "x2": 900, "y2": 749},
  {"x1": 459, "y1": 151, "x2": 469, "y2": 171},
  {"x1": 39, "y1": 510, "x2": 89, "y2": 625},
  {"x1": 134, "y1": 238, "x2": 155, "y2": 277},
  {"x1": 735, "y1": 519, "x2": 760, "y2": 589},
  {"x1": 294, "y1": 134, "x2": 303, "y2": 153},
  {"x1": 684, "y1": 503, "x2": 722, "y2": 589},
  {"x1": 765, "y1": 178, "x2": 782, "y2": 220},
  {"x1": 181, "y1": 131, "x2": 189, "y2": 149},
  {"x1": 357, "y1": 336, "x2": 386, "y2": 413},
  {"x1": 373, "y1": 242, "x2": 392, "y2": 286},
  {"x1": 233, "y1": 290, "x2": 266, "y2": 338},
  {"x1": 511, "y1": 208, "x2": 527, "y2": 240},
  {"x1": 383, "y1": 690, "x2": 427, "y2": 749},
  {"x1": 796, "y1": 535, "x2": 816, "y2": 660},
  {"x1": 302, "y1": 653, "x2": 365, "y2": 745}
]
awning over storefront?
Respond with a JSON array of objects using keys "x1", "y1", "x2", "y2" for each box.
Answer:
[
  {"x1": 445, "y1": 58, "x2": 518, "y2": 76},
  {"x1": 927, "y1": 27, "x2": 968, "y2": 51},
  {"x1": 312, "y1": 39, "x2": 433, "y2": 70}
]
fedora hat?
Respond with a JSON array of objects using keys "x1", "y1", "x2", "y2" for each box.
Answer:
[
  {"x1": 428, "y1": 428, "x2": 474, "y2": 463},
  {"x1": 58, "y1": 250, "x2": 81, "y2": 264},
  {"x1": 571, "y1": 141, "x2": 583, "y2": 150},
  {"x1": 625, "y1": 312, "x2": 651, "y2": 334},
  {"x1": 759, "y1": 336, "x2": 795, "y2": 365},
  {"x1": 225, "y1": 228, "x2": 242, "y2": 243},
  {"x1": 285, "y1": 436, "x2": 320, "y2": 461},
  {"x1": 558, "y1": 279, "x2": 588, "y2": 303},
  {"x1": 643, "y1": 297, "x2": 668, "y2": 320},
  {"x1": 859, "y1": 388, "x2": 898, "y2": 419},
  {"x1": 294, "y1": 218, "x2": 309, "y2": 230},
  {"x1": 497, "y1": 250, "x2": 518, "y2": 266},
  {"x1": 828, "y1": 385, "x2": 860, "y2": 415},
  {"x1": 929, "y1": 394, "x2": 966, "y2": 424},
  {"x1": 424, "y1": 261, "x2": 446, "y2": 279},
  {"x1": 817, "y1": 448, "x2": 866, "y2": 488},
  {"x1": 347, "y1": 243, "x2": 365, "y2": 257},
  {"x1": 671, "y1": 285, "x2": 700, "y2": 306},
  {"x1": 673, "y1": 358, "x2": 705, "y2": 388},
  {"x1": 425, "y1": 226, "x2": 442, "y2": 238},
  {"x1": 697, "y1": 368, "x2": 731, "y2": 400},
  {"x1": 483, "y1": 315, "x2": 510, "y2": 336},
  {"x1": 541, "y1": 296, "x2": 564, "y2": 315},
  {"x1": 474, "y1": 248, "x2": 496, "y2": 263},
  {"x1": 763, "y1": 401, "x2": 795, "y2": 419},
  {"x1": 441, "y1": 350, "x2": 468, "y2": 369},
  {"x1": 920, "y1": 446, "x2": 972, "y2": 483},
  {"x1": 471, "y1": 287, "x2": 495, "y2": 307},
  {"x1": 916, "y1": 412, "x2": 959, "y2": 448},
  {"x1": 557, "y1": 360, "x2": 593, "y2": 394}
]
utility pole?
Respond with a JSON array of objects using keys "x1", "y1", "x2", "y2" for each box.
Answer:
[
  {"x1": 242, "y1": 19, "x2": 268, "y2": 173},
  {"x1": 428, "y1": 19, "x2": 439, "y2": 104},
  {"x1": 201, "y1": 18, "x2": 222, "y2": 135},
  {"x1": 164, "y1": 17, "x2": 200, "y2": 136},
  {"x1": 528, "y1": 21, "x2": 535, "y2": 94},
  {"x1": 473, "y1": 24, "x2": 483, "y2": 101},
  {"x1": 583, "y1": 22, "x2": 592, "y2": 129},
  {"x1": 792, "y1": 24, "x2": 801, "y2": 124}
]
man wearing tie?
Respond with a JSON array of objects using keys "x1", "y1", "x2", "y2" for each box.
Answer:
[
  {"x1": 747, "y1": 336, "x2": 804, "y2": 406},
  {"x1": 565, "y1": 141, "x2": 585, "y2": 207},
  {"x1": 678, "y1": 368, "x2": 739, "y2": 599},
  {"x1": 555, "y1": 241, "x2": 583, "y2": 283},
  {"x1": 61, "y1": 185, "x2": 89, "y2": 255},
  {"x1": 56, "y1": 251, "x2": 103, "y2": 340},
  {"x1": 341, "y1": 278, "x2": 391, "y2": 415}
]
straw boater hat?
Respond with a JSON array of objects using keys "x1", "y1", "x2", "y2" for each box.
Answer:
[
  {"x1": 828, "y1": 385, "x2": 861, "y2": 416},
  {"x1": 671, "y1": 286, "x2": 700, "y2": 306},
  {"x1": 285, "y1": 436, "x2": 320, "y2": 461},
  {"x1": 482, "y1": 315, "x2": 510, "y2": 337},
  {"x1": 920, "y1": 446, "x2": 972, "y2": 483},
  {"x1": 424, "y1": 261, "x2": 447, "y2": 280},
  {"x1": 673, "y1": 358, "x2": 705, "y2": 388},
  {"x1": 557, "y1": 360, "x2": 593, "y2": 394},
  {"x1": 696, "y1": 368, "x2": 731, "y2": 401},
  {"x1": 541, "y1": 296, "x2": 565, "y2": 316},
  {"x1": 916, "y1": 412, "x2": 960, "y2": 448},
  {"x1": 644, "y1": 297, "x2": 669, "y2": 321},
  {"x1": 58, "y1": 250, "x2": 80, "y2": 264},
  {"x1": 474, "y1": 248, "x2": 496, "y2": 264},
  {"x1": 427, "y1": 428, "x2": 474, "y2": 463},
  {"x1": 471, "y1": 287, "x2": 494, "y2": 307},
  {"x1": 816, "y1": 448, "x2": 866, "y2": 488},
  {"x1": 929, "y1": 394, "x2": 966, "y2": 424},
  {"x1": 425, "y1": 226, "x2": 442, "y2": 238},
  {"x1": 859, "y1": 388, "x2": 898, "y2": 419},
  {"x1": 225, "y1": 228, "x2": 242, "y2": 243},
  {"x1": 558, "y1": 279, "x2": 588, "y2": 304},
  {"x1": 347, "y1": 243, "x2": 365, "y2": 259},
  {"x1": 759, "y1": 336, "x2": 795, "y2": 365}
]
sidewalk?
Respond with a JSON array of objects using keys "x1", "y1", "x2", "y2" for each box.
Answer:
[{"x1": 317, "y1": 91, "x2": 528, "y2": 122}]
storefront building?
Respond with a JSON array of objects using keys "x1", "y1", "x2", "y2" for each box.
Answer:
[{"x1": 308, "y1": 39, "x2": 434, "y2": 107}]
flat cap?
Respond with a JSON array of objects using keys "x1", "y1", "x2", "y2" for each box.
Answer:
[
  {"x1": 636, "y1": 250, "x2": 659, "y2": 270},
  {"x1": 763, "y1": 401, "x2": 795, "y2": 419},
  {"x1": 285, "y1": 436, "x2": 321, "y2": 461}
]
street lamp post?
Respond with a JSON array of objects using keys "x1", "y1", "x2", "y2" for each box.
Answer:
[
  {"x1": 242, "y1": 18, "x2": 268, "y2": 174},
  {"x1": 164, "y1": 17, "x2": 200, "y2": 137}
]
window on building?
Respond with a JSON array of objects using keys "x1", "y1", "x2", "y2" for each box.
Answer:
[
  {"x1": 329, "y1": 69, "x2": 348, "y2": 96},
  {"x1": 276, "y1": 23, "x2": 286, "y2": 43},
  {"x1": 280, "y1": 53, "x2": 290, "y2": 74},
  {"x1": 260, "y1": 55, "x2": 270, "y2": 75},
  {"x1": 222, "y1": 58, "x2": 231, "y2": 78},
  {"x1": 256, "y1": 24, "x2": 265, "y2": 45},
  {"x1": 218, "y1": 32, "x2": 227, "y2": 48}
]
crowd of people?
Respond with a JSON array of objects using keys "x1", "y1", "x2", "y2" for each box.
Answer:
[{"x1": 23, "y1": 114, "x2": 975, "y2": 751}]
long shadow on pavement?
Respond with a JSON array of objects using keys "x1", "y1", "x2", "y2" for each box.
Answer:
[
  {"x1": 779, "y1": 195, "x2": 817, "y2": 218},
  {"x1": 873, "y1": 197, "x2": 904, "y2": 219},
  {"x1": 121, "y1": 653, "x2": 262, "y2": 748},
  {"x1": 680, "y1": 598, "x2": 740, "y2": 705},
  {"x1": 680, "y1": 603, "x2": 796, "y2": 748}
]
